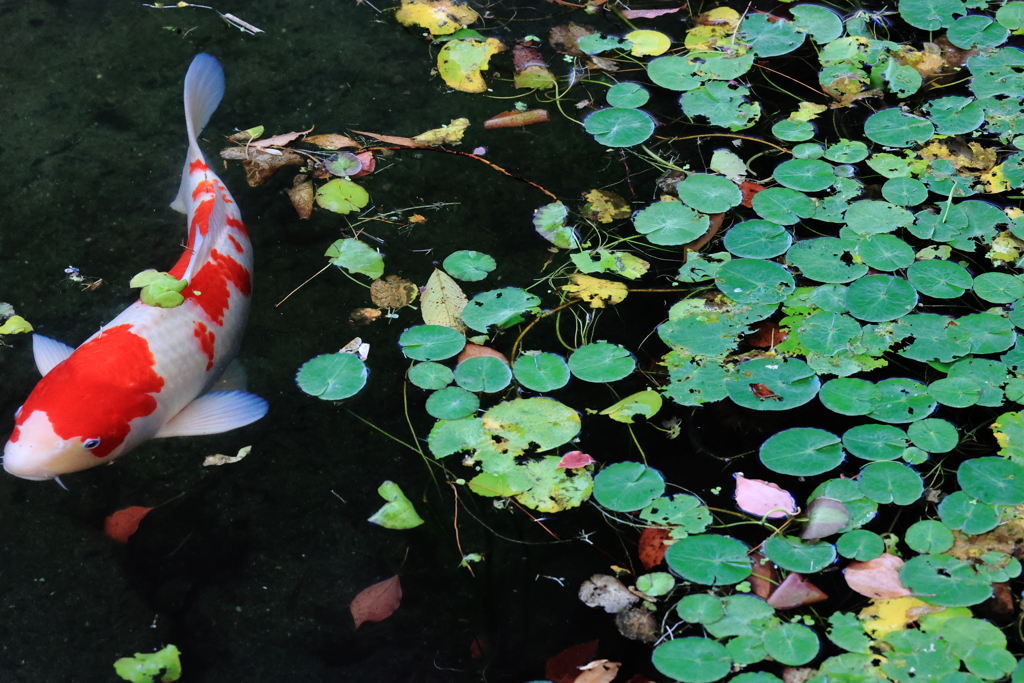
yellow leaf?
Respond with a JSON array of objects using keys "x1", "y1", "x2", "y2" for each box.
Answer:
[
  {"x1": 790, "y1": 102, "x2": 828, "y2": 122},
  {"x1": 685, "y1": 7, "x2": 741, "y2": 50},
  {"x1": 988, "y1": 230, "x2": 1024, "y2": 265},
  {"x1": 412, "y1": 118, "x2": 470, "y2": 146},
  {"x1": 562, "y1": 274, "x2": 628, "y2": 309},
  {"x1": 437, "y1": 38, "x2": 504, "y2": 93},
  {"x1": 982, "y1": 164, "x2": 1009, "y2": 193},
  {"x1": 599, "y1": 389, "x2": 663, "y2": 423},
  {"x1": 0, "y1": 315, "x2": 33, "y2": 335},
  {"x1": 859, "y1": 596, "x2": 934, "y2": 638},
  {"x1": 394, "y1": 0, "x2": 478, "y2": 35},
  {"x1": 422, "y1": 268, "x2": 468, "y2": 331},
  {"x1": 625, "y1": 30, "x2": 671, "y2": 57},
  {"x1": 582, "y1": 189, "x2": 631, "y2": 223}
]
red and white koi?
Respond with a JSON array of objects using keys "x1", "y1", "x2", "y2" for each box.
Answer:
[{"x1": 3, "y1": 54, "x2": 267, "y2": 482}]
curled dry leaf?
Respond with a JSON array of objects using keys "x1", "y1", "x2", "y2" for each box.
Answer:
[
  {"x1": 844, "y1": 552, "x2": 912, "y2": 599},
  {"x1": 250, "y1": 126, "x2": 314, "y2": 148},
  {"x1": 349, "y1": 307, "x2": 382, "y2": 326},
  {"x1": 304, "y1": 133, "x2": 359, "y2": 150},
  {"x1": 350, "y1": 575, "x2": 402, "y2": 629},
  {"x1": 370, "y1": 275, "x2": 419, "y2": 310},
  {"x1": 220, "y1": 145, "x2": 305, "y2": 187},
  {"x1": 575, "y1": 659, "x2": 621, "y2": 683},
  {"x1": 767, "y1": 572, "x2": 828, "y2": 610},
  {"x1": 285, "y1": 174, "x2": 314, "y2": 219},
  {"x1": 548, "y1": 23, "x2": 596, "y2": 57},
  {"x1": 484, "y1": 109, "x2": 552, "y2": 129},
  {"x1": 621, "y1": 6, "x2": 683, "y2": 18},
  {"x1": 350, "y1": 129, "x2": 421, "y2": 148},
  {"x1": 579, "y1": 574, "x2": 638, "y2": 614},
  {"x1": 457, "y1": 343, "x2": 508, "y2": 365},
  {"x1": 339, "y1": 337, "x2": 370, "y2": 361},
  {"x1": 203, "y1": 445, "x2": 252, "y2": 467},
  {"x1": 734, "y1": 473, "x2": 797, "y2": 519},
  {"x1": 545, "y1": 640, "x2": 599, "y2": 683}
]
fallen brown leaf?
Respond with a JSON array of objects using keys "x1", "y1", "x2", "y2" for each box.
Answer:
[{"x1": 350, "y1": 575, "x2": 402, "y2": 629}]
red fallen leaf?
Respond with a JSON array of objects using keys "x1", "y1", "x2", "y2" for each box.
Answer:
[
  {"x1": 740, "y1": 181, "x2": 766, "y2": 208},
  {"x1": 557, "y1": 451, "x2": 596, "y2": 469},
  {"x1": 767, "y1": 572, "x2": 829, "y2": 609},
  {"x1": 103, "y1": 506, "x2": 154, "y2": 543},
  {"x1": 750, "y1": 383, "x2": 782, "y2": 401},
  {"x1": 457, "y1": 343, "x2": 509, "y2": 365},
  {"x1": 470, "y1": 633, "x2": 490, "y2": 660},
  {"x1": 350, "y1": 575, "x2": 402, "y2": 628},
  {"x1": 749, "y1": 551, "x2": 779, "y2": 600},
  {"x1": 352, "y1": 151, "x2": 376, "y2": 178},
  {"x1": 746, "y1": 320, "x2": 787, "y2": 348},
  {"x1": 734, "y1": 473, "x2": 797, "y2": 519},
  {"x1": 638, "y1": 527, "x2": 672, "y2": 570},
  {"x1": 546, "y1": 640, "x2": 599, "y2": 683},
  {"x1": 844, "y1": 553, "x2": 912, "y2": 599}
]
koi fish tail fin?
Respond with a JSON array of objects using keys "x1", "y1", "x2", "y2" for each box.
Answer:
[{"x1": 170, "y1": 53, "x2": 225, "y2": 215}]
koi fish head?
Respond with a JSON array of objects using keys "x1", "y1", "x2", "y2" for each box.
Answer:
[{"x1": 4, "y1": 325, "x2": 165, "y2": 481}]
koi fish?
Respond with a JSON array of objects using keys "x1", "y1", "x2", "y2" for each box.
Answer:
[{"x1": 3, "y1": 54, "x2": 267, "y2": 482}]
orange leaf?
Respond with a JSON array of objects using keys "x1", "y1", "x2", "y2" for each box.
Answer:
[
  {"x1": 767, "y1": 572, "x2": 828, "y2": 610},
  {"x1": 350, "y1": 129, "x2": 422, "y2": 148},
  {"x1": 740, "y1": 181, "x2": 766, "y2": 208},
  {"x1": 746, "y1": 320, "x2": 787, "y2": 348},
  {"x1": 103, "y1": 506, "x2": 153, "y2": 543},
  {"x1": 350, "y1": 575, "x2": 402, "y2": 628},
  {"x1": 546, "y1": 640, "x2": 599, "y2": 683},
  {"x1": 456, "y1": 343, "x2": 509, "y2": 365},
  {"x1": 638, "y1": 527, "x2": 672, "y2": 570}
]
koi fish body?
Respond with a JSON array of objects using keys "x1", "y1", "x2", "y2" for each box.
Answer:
[{"x1": 3, "y1": 54, "x2": 267, "y2": 482}]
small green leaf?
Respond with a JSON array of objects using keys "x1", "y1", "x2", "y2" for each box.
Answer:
[
  {"x1": 368, "y1": 480, "x2": 425, "y2": 528},
  {"x1": 296, "y1": 352, "x2": 368, "y2": 400},
  {"x1": 326, "y1": 238, "x2": 384, "y2": 279},
  {"x1": 315, "y1": 177, "x2": 370, "y2": 214}
]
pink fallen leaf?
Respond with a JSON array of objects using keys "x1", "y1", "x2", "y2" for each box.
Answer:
[
  {"x1": 621, "y1": 6, "x2": 684, "y2": 19},
  {"x1": 844, "y1": 553, "x2": 912, "y2": 599},
  {"x1": 749, "y1": 552, "x2": 779, "y2": 600},
  {"x1": 350, "y1": 575, "x2": 402, "y2": 628},
  {"x1": 103, "y1": 505, "x2": 153, "y2": 543},
  {"x1": 801, "y1": 497, "x2": 850, "y2": 540},
  {"x1": 767, "y1": 572, "x2": 829, "y2": 610},
  {"x1": 558, "y1": 451, "x2": 596, "y2": 469},
  {"x1": 250, "y1": 126, "x2": 315, "y2": 148},
  {"x1": 734, "y1": 473, "x2": 797, "y2": 519}
]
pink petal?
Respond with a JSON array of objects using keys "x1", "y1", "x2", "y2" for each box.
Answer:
[
  {"x1": 734, "y1": 473, "x2": 797, "y2": 519},
  {"x1": 844, "y1": 553, "x2": 912, "y2": 599},
  {"x1": 557, "y1": 451, "x2": 596, "y2": 469},
  {"x1": 767, "y1": 573, "x2": 829, "y2": 610}
]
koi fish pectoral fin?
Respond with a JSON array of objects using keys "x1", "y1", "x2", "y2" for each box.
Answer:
[
  {"x1": 33, "y1": 334, "x2": 75, "y2": 376},
  {"x1": 154, "y1": 390, "x2": 268, "y2": 438}
]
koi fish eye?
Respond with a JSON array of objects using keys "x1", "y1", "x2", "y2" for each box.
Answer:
[{"x1": 83, "y1": 438, "x2": 102, "y2": 450}]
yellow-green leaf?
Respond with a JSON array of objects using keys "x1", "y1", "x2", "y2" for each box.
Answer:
[
  {"x1": 422, "y1": 268, "x2": 468, "y2": 331},
  {"x1": 395, "y1": 0, "x2": 479, "y2": 35},
  {"x1": 600, "y1": 389, "x2": 663, "y2": 423},
  {"x1": 437, "y1": 38, "x2": 504, "y2": 93},
  {"x1": 0, "y1": 315, "x2": 33, "y2": 335}
]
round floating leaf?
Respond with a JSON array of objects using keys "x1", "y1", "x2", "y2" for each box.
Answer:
[
  {"x1": 927, "y1": 96, "x2": 985, "y2": 135},
  {"x1": 958, "y1": 456, "x2": 1024, "y2": 505},
  {"x1": 959, "y1": 313, "x2": 1015, "y2": 354},
  {"x1": 425, "y1": 386, "x2": 480, "y2": 419},
  {"x1": 908, "y1": 418, "x2": 958, "y2": 453},
  {"x1": 512, "y1": 352, "x2": 570, "y2": 392},
  {"x1": 408, "y1": 361, "x2": 454, "y2": 390},
  {"x1": 399, "y1": 325, "x2": 466, "y2": 361},
  {"x1": 844, "y1": 200, "x2": 914, "y2": 235},
  {"x1": 947, "y1": 15, "x2": 1009, "y2": 49},
  {"x1": 898, "y1": 0, "x2": 966, "y2": 30},
  {"x1": 568, "y1": 342, "x2": 635, "y2": 382},
  {"x1": 461, "y1": 287, "x2": 540, "y2": 332},
  {"x1": 900, "y1": 554, "x2": 993, "y2": 607},
  {"x1": 665, "y1": 534, "x2": 752, "y2": 585},
  {"x1": 791, "y1": 4, "x2": 843, "y2": 43},
  {"x1": 648, "y1": 53, "x2": 751, "y2": 91},
  {"x1": 774, "y1": 159, "x2": 835, "y2": 192},
  {"x1": 296, "y1": 352, "x2": 368, "y2": 400},
  {"x1": 928, "y1": 376, "x2": 982, "y2": 408},
  {"x1": 974, "y1": 272, "x2": 1024, "y2": 304},
  {"x1": 454, "y1": 356, "x2": 512, "y2": 393},
  {"x1": 825, "y1": 140, "x2": 870, "y2": 163},
  {"x1": 606, "y1": 82, "x2": 649, "y2": 108},
  {"x1": 905, "y1": 520, "x2": 954, "y2": 554},
  {"x1": 857, "y1": 461, "x2": 924, "y2": 505},
  {"x1": 727, "y1": 358, "x2": 820, "y2": 411},
  {"x1": 855, "y1": 234, "x2": 916, "y2": 272},
  {"x1": 763, "y1": 535, "x2": 837, "y2": 573},
  {"x1": 326, "y1": 238, "x2": 384, "y2": 279},
  {"x1": 762, "y1": 623, "x2": 820, "y2": 666},
  {"x1": 677, "y1": 594, "x2": 725, "y2": 624},
  {"x1": 939, "y1": 491, "x2": 1001, "y2": 535},
  {"x1": 323, "y1": 151, "x2": 362, "y2": 176},
  {"x1": 864, "y1": 108, "x2": 935, "y2": 147},
  {"x1": 845, "y1": 275, "x2": 919, "y2": 322},
  {"x1": 843, "y1": 424, "x2": 907, "y2": 461},
  {"x1": 634, "y1": 201, "x2": 711, "y2": 246},
  {"x1": 583, "y1": 107, "x2": 655, "y2": 147},
  {"x1": 908, "y1": 260, "x2": 973, "y2": 299},
  {"x1": 787, "y1": 238, "x2": 867, "y2": 283},
  {"x1": 799, "y1": 312, "x2": 862, "y2": 356},
  {"x1": 678, "y1": 174, "x2": 742, "y2": 214},
  {"x1": 772, "y1": 119, "x2": 814, "y2": 142},
  {"x1": 819, "y1": 378, "x2": 880, "y2": 416},
  {"x1": 760, "y1": 428, "x2": 843, "y2": 476},
  {"x1": 316, "y1": 177, "x2": 371, "y2": 214},
  {"x1": 681, "y1": 81, "x2": 761, "y2": 131},
  {"x1": 751, "y1": 187, "x2": 816, "y2": 224},
  {"x1": 593, "y1": 462, "x2": 664, "y2": 511},
  {"x1": 715, "y1": 259, "x2": 795, "y2": 304},
  {"x1": 739, "y1": 14, "x2": 805, "y2": 57},
  {"x1": 723, "y1": 220, "x2": 792, "y2": 259},
  {"x1": 653, "y1": 637, "x2": 733, "y2": 683},
  {"x1": 882, "y1": 177, "x2": 929, "y2": 206},
  {"x1": 869, "y1": 378, "x2": 936, "y2": 423},
  {"x1": 483, "y1": 398, "x2": 581, "y2": 452},
  {"x1": 442, "y1": 250, "x2": 496, "y2": 282},
  {"x1": 837, "y1": 529, "x2": 885, "y2": 560}
]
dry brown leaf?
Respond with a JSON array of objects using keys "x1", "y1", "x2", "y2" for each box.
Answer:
[
  {"x1": 574, "y1": 659, "x2": 620, "y2": 683},
  {"x1": 370, "y1": 275, "x2": 419, "y2": 309},
  {"x1": 844, "y1": 552, "x2": 912, "y2": 599},
  {"x1": 549, "y1": 23, "x2": 596, "y2": 57},
  {"x1": 422, "y1": 268, "x2": 468, "y2": 331},
  {"x1": 351, "y1": 129, "x2": 422, "y2": 147},
  {"x1": 350, "y1": 575, "x2": 402, "y2": 629},
  {"x1": 220, "y1": 145, "x2": 305, "y2": 187},
  {"x1": 305, "y1": 133, "x2": 359, "y2": 149},
  {"x1": 250, "y1": 126, "x2": 314, "y2": 148},
  {"x1": 767, "y1": 572, "x2": 828, "y2": 610},
  {"x1": 285, "y1": 174, "x2": 314, "y2": 219},
  {"x1": 203, "y1": 446, "x2": 251, "y2": 467},
  {"x1": 349, "y1": 307, "x2": 382, "y2": 326}
]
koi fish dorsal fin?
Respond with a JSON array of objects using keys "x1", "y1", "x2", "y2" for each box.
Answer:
[
  {"x1": 171, "y1": 54, "x2": 224, "y2": 216},
  {"x1": 33, "y1": 334, "x2": 74, "y2": 376},
  {"x1": 154, "y1": 391, "x2": 268, "y2": 438}
]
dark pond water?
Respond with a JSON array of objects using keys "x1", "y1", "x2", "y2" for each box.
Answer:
[{"x1": 0, "y1": 0, "x2": 710, "y2": 680}]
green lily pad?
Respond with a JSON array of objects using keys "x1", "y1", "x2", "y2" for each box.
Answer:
[
  {"x1": 295, "y1": 352, "x2": 368, "y2": 400},
  {"x1": 844, "y1": 200, "x2": 915, "y2": 235},
  {"x1": 425, "y1": 386, "x2": 480, "y2": 419},
  {"x1": 677, "y1": 594, "x2": 725, "y2": 624},
  {"x1": 640, "y1": 494, "x2": 712, "y2": 533},
  {"x1": 443, "y1": 250, "x2": 496, "y2": 281},
  {"x1": 461, "y1": 288, "x2": 540, "y2": 332},
  {"x1": 927, "y1": 96, "x2": 986, "y2": 135},
  {"x1": 881, "y1": 177, "x2": 929, "y2": 206},
  {"x1": 760, "y1": 428, "x2": 844, "y2": 476},
  {"x1": 634, "y1": 201, "x2": 711, "y2": 246},
  {"x1": 665, "y1": 534, "x2": 752, "y2": 585},
  {"x1": 454, "y1": 355, "x2": 512, "y2": 393},
  {"x1": 399, "y1": 325, "x2": 466, "y2": 361},
  {"x1": 869, "y1": 378, "x2": 936, "y2": 423},
  {"x1": 836, "y1": 529, "x2": 885, "y2": 560},
  {"x1": 905, "y1": 520, "x2": 954, "y2": 554},
  {"x1": 855, "y1": 234, "x2": 916, "y2": 271},
  {"x1": 774, "y1": 159, "x2": 836, "y2": 192},
  {"x1": 864, "y1": 108, "x2": 935, "y2": 147},
  {"x1": 606, "y1": 82, "x2": 649, "y2": 108},
  {"x1": 908, "y1": 418, "x2": 959, "y2": 453},
  {"x1": 512, "y1": 352, "x2": 570, "y2": 392},
  {"x1": 762, "y1": 622, "x2": 820, "y2": 666},
  {"x1": 751, "y1": 187, "x2": 816, "y2": 224},
  {"x1": 819, "y1": 378, "x2": 880, "y2": 416},
  {"x1": 845, "y1": 275, "x2": 919, "y2": 322},
  {"x1": 681, "y1": 81, "x2": 761, "y2": 131},
  {"x1": 315, "y1": 177, "x2": 370, "y2": 214},
  {"x1": 958, "y1": 456, "x2": 1024, "y2": 504},
  {"x1": 763, "y1": 535, "x2": 837, "y2": 573},
  {"x1": 715, "y1": 259, "x2": 795, "y2": 304},
  {"x1": 900, "y1": 554, "x2": 993, "y2": 607},
  {"x1": 857, "y1": 461, "x2": 924, "y2": 505},
  {"x1": 326, "y1": 238, "x2": 384, "y2": 279},
  {"x1": 677, "y1": 173, "x2": 742, "y2": 214},
  {"x1": 723, "y1": 220, "x2": 792, "y2": 259},
  {"x1": 653, "y1": 637, "x2": 733, "y2": 683},
  {"x1": 407, "y1": 362, "x2": 454, "y2": 391},
  {"x1": 843, "y1": 424, "x2": 907, "y2": 461},
  {"x1": 368, "y1": 480, "x2": 425, "y2": 528},
  {"x1": 973, "y1": 272, "x2": 1024, "y2": 303},
  {"x1": 592, "y1": 462, "x2": 664, "y2": 511},
  {"x1": 907, "y1": 260, "x2": 974, "y2": 298},
  {"x1": 787, "y1": 238, "x2": 868, "y2": 283},
  {"x1": 728, "y1": 357, "x2": 820, "y2": 411},
  {"x1": 568, "y1": 341, "x2": 635, "y2": 382},
  {"x1": 584, "y1": 107, "x2": 656, "y2": 147}
]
